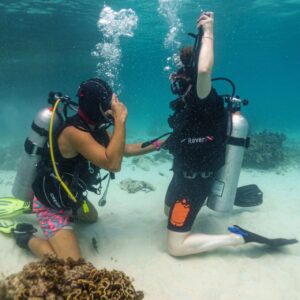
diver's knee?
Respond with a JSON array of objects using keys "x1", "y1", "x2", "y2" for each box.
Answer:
[
  {"x1": 167, "y1": 231, "x2": 188, "y2": 257},
  {"x1": 75, "y1": 201, "x2": 98, "y2": 224},
  {"x1": 76, "y1": 212, "x2": 98, "y2": 224},
  {"x1": 167, "y1": 240, "x2": 186, "y2": 257},
  {"x1": 167, "y1": 243, "x2": 182, "y2": 257}
]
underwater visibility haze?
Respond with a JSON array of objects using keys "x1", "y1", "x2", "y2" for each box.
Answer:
[
  {"x1": 0, "y1": 0, "x2": 300, "y2": 142},
  {"x1": 1, "y1": 1, "x2": 300, "y2": 299}
]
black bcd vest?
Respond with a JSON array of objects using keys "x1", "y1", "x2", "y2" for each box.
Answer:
[
  {"x1": 32, "y1": 114, "x2": 110, "y2": 210},
  {"x1": 166, "y1": 88, "x2": 228, "y2": 173}
]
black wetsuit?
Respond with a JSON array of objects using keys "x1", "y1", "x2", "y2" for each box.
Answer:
[
  {"x1": 165, "y1": 88, "x2": 227, "y2": 232},
  {"x1": 32, "y1": 114, "x2": 109, "y2": 211}
]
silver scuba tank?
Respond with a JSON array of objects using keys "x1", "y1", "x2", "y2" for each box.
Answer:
[
  {"x1": 207, "y1": 98, "x2": 249, "y2": 212},
  {"x1": 12, "y1": 107, "x2": 61, "y2": 201}
]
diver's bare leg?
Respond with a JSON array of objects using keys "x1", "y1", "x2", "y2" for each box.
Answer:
[
  {"x1": 48, "y1": 229, "x2": 82, "y2": 260},
  {"x1": 167, "y1": 230, "x2": 244, "y2": 256},
  {"x1": 28, "y1": 237, "x2": 55, "y2": 258}
]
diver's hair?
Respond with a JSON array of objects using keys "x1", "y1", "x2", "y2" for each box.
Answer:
[{"x1": 180, "y1": 46, "x2": 193, "y2": 67}]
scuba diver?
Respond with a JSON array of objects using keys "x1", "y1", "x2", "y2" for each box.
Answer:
[
  {"x1": 0, "y1": 78, "x2": 159, "y2": 260},
  {"x1": 162, "y1": 11, "x2": 297, "y2": 256}
]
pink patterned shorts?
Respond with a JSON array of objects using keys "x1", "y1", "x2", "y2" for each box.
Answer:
[{"x1": 33, "y1": 197, "x2": 73, "y2": 238}]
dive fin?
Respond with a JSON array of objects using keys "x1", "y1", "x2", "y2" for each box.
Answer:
[
  {"x1": 0, "y1": 220, "x2": 37, "y2": 250},
  {"x1": 0, "y1": 219, "x2": 17, "y2": 234},
  {"x1": 234, "y1": 184, "x2": 263, "y2": 207},
  {"x1": 228, "y1": 225, "x2": 298, "y2": 247},
  {"x1": 0, "y1": 197, "x2": 32, "y2": 219}
]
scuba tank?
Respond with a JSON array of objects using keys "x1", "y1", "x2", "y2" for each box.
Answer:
[
  {"x1": 12, "y1": 91, "x2": 111, "y2": 211},
  {"x1": 12, "y1": 93, "x2": 66, "y2": 202},
  {"x1": 207, "y1": 95, "x2": 249, "y2": 212},
  {"x1": 12, "y1": 108, "x2": 62, "y2": 202}
]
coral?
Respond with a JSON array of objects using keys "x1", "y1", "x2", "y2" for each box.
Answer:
[
  {"x1": 285, "y1": 145, "x2": 300, "y2": 167},
  {"x1": 0, "y1": 255, "x2": 144, "y2": 300},
  {"x1": 243, "y1": 130, "x2": 286, "y2": 169},
  {"x1": 120, "y1": 178, "x2": 155, "y2": 193}
]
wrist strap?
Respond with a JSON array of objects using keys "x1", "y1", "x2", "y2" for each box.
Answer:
[{"x1": 152, "y1": 140, "x2": 162, "y2": 151}]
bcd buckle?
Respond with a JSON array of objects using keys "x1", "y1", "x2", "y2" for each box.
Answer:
[
  {"x1": 183, "y1": 171, "x2": 197, "y2": 179},
  {"x1": 200, "y1": 171, "x2": 213, "y2": 179}
]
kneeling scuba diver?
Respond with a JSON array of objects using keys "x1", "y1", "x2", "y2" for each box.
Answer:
[
  {"x1": 142, "y1": 29, "x2": 262, "y2": 212},
  {"x1": 0, "y1": 79, "x2": 116, "y2": 247},
  {"x1": 1, "y1": 87, "x2": 113, "y2": 210},
  {"x1": 0, "y1": 78, "x2": 161, "y2": 256},
  {"x1": 140, "y1": 23, "x2": 297, "y2": 248}
]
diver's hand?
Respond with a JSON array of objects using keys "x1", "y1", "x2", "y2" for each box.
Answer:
[
  {"x1": 197, "y1": 11, "x2": 214, "y2": 36},
  {"x1": 106, "y1": 94, "x2": 128, "y2": 125}
]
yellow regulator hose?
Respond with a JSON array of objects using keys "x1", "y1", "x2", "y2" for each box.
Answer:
[{"x1": 49, "y1": 99, "x2": 78, "y2": 204}]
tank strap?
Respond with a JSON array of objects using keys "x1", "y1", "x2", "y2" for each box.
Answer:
[
  {"x1": 31, "y1": 121, "x2": 48, "y2": 137},
  {"x1": 227, "y1": 136, "x2": 250, "y2": 148},
  {"x1": 24, "y1": 138, "x2": 44, "y2": 156}
]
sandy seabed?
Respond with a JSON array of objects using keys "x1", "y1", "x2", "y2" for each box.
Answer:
[{"x1": 0, "y1": 153, "x2": 299, "y2": 300}]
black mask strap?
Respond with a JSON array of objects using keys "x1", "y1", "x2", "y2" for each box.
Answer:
[{"x1": 188, "y1": 27, "x2": 204, "y2": 82}]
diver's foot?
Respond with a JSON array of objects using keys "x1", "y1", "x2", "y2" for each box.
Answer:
[
  {"x1": 228, "y1": 225, "x2": 298, "y2": 247},
  {"x1": 13, "y1": 223, "x2": 37, "y2": 249}
]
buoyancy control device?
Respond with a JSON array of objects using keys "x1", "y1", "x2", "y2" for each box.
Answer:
[
  {"x1": 12, "y1": 93, "x2": 76, "y2": 202},
  {"x1": 142, "y1": 76, "x2": 250, "y2": 213},
  {"x1": 141, "y1": 25, "x2": 251, "y2": 213},
  {"x1": 168, "y1": 25, "x2": 251, "y2": 213},
  {"x1": 207, "y1": 87, "x2": 250, "y2": 212},
  {"x1": 169, "y1": 76, "x2": 251, "y2": 213}
]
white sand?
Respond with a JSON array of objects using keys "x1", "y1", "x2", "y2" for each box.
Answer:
[{"x1": 0, "y1": 156, "x2": 300, "y2": 300}]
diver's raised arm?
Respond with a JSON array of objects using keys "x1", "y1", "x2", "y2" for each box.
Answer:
[
  {"x1": 64, "y1": 94, "x2": 127, "y2": 173},
  {"x1": 196, "y1": 11, "x2": 214, "y2": 99}
]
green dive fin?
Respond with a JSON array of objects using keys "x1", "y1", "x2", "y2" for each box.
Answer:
[
  {"x1": 234, "y1": 184, "x2": 263, "y2": 207},
  {"x1": 0, "y1": 219, "x2": 17, "y2": 234},
  {"x1": 0, "y1": 197, "x2": 32, "y2": 219}
]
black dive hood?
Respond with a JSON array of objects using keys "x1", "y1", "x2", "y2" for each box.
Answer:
[{"x1": 77, "y1": 78, "x2": 113, "y2": 125}]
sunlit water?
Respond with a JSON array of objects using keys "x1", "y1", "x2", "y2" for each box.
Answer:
[
  {"x1": 0, "y1": 1, "x2": 300, "y2": 298},
  {"x1": 0, "y1": 0, "x2": 299, "y2": 147}
]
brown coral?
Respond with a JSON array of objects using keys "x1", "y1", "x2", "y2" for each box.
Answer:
[
  {"x1": 119, "y1": 178, "x2": 155, "y2": 193},
  {"x1": 0, "y1": 255, "x2": 144, "y2": 300},
  {"x1": 243, "y1": 130, "x2": 286, "y2": 169}
]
